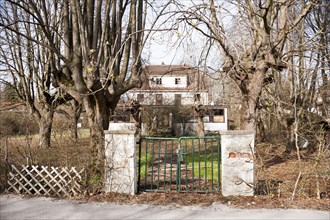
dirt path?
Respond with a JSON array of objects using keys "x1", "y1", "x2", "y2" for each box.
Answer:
[{"x1": 1, "y1": 194, "x2": 328, "y2": 220}]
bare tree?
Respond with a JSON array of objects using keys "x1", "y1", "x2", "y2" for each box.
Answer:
[
  {"x1": 176, "y1": 0, "x2": 317, "y2": 130},
  {"x1": 0, "y1": 2, "x2": 69, "y2": 148},
  {"x1": 307, "y1": 0, "x2": 330, "y2": 118},
  {"x1": 249, "y1": 1, "x2": 329, "y2": 199},
  {"x1": 256, "y1": 0, "x2": 329, "y2": 148},
  {"x1": 0, "y1": 0, "x2": 174, "y2": 168}
]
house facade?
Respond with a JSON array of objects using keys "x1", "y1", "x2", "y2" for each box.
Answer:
[
  {"x1": 130, "y1": 65, "x2": 208, "y2": 105},
  {"x1": 120, "y1": 64, "x2": 228, "y2": 135}
]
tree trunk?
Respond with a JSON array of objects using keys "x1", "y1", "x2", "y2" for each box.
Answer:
[
  {"x1": 197, "y1": 115, "x2": 205, "y2": 136},
  {"x1": 240, "y1": 96, "x2": 258, "y2": 130},
  {"x1": 90, "y1": 119, "x2": 106, "y2": 165},
  {"x1": 70, "y1": 100, "x2": 82, "y2": 142},
  {"x1": 70, "y1": 117, "x2": 78, "y2": 142},
  {"x1": 256, "y1": 116, "x2": 267, "y2": 142},
  {"x1": 238, "y1": 71, "x2": 265, "y2": 130},
  {"x1": 83, "y1": 94, "x2": 111, "y2": 166},
  {"x1": 194, "y1": 104, "x2": 205, "y2": 136},
  {"x1": 36, "y1": 111, "x2": 54, "y2": 148},
  {"x1": 85, "y1": 112, "x2": 107, "y2": 190}
]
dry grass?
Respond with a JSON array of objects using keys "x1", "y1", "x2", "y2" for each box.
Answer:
[{"x1": 0, "y1": 129, "x2": 94, "y2": 192}]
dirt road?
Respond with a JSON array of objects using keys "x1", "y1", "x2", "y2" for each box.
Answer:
[{"x1": 0, "y1": 194, "x2": 329, "y2": 220}]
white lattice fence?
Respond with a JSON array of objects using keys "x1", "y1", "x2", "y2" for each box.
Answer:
[{"x1": 7, "y1": 164, "x2": 84, "y2": 197}]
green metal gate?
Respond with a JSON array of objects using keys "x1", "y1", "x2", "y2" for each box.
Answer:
[{"x1": 137, "y1": 136, "x2": 221, "y2": 192}]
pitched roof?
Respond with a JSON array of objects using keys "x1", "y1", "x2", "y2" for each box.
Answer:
[
  {"x1": 134, "y1": 64, "x2": 209, "y2": 90},
  {"x1": 143, "y1": 64, "x2": 197, "y2": 76}
]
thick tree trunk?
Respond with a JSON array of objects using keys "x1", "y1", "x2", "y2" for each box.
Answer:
[
  {"x1": 197, "y1": 115, "x2": 205, "y2": 136},
  {"x1": 83, "y1": 95, "x2": 111, "y2": 167},
  {"x1": 238, "y1": 71, "x2": 265, "y2": 131},
  {"x1": 194, "y1": 104, "x2": 205, "y2": 136},
  {"x1": 36, "y1": 111, "x2": 54, "y2": 148},
  {"x1": 84, "y1": 108, "x2": 107, "y2": 190},
  {"x1": 90, "y1": 120, "x2": 106, "y2": 165},
  {"x1": 240, "y1": 96, "x2": 258, "y2": 130}
]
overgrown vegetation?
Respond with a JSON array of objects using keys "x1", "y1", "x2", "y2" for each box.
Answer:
[
  {"x1": 0, "y1": 0, "x2": 329, "y2": 209},
  {"x1": 0, "y1": 113, "x2": 103, "y2": 194},
  {"x1": 0, "y1": 114, "x2": 329, "y2": 207},
  {"x1": 254, "y1": 135, "x2": 330, "y2": 199}
]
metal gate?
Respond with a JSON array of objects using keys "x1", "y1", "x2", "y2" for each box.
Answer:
[{"x1": 137, "y1": 136, "x2": 221, "y2": 192}]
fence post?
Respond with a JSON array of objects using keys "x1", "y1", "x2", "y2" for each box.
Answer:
[
  {"x1": 220, "y1": 130, "x2": 255, "y2": 196},
  {"x1": 104, "y1": 123, "x2": 136, "y2": 195}
]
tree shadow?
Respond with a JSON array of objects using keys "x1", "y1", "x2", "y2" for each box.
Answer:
[{"x1": 264, "y1": 155, "x2": 285, "y2": 168}]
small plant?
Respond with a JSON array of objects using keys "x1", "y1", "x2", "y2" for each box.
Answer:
[
  {"x1": 138, "y1": 153, "x2": 152, "y2": 178},
  {"x1": 82, "y1": 165, "x2": 104, "y2": 195}
]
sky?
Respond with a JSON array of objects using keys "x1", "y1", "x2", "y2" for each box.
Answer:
[
  {"x1": 141, "y1": 1, "x2": 186, "y2": 65},
  {"x1": 141, "y1": 0, "x2": 231, "y2": 68},
  {"x1": 148, "y1": 43, "x2": 179, "y2": 65}
]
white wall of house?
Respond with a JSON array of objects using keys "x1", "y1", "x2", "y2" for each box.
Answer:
[
  {"x1": 204, "y1": 122, "x2": 228, "y2": 133},
  {"x1": 149, "y1": 75, "x2": 188, "y2": 88},
  {"x1": 127, "y1": 90, "x2": 208, "y2": 106}
]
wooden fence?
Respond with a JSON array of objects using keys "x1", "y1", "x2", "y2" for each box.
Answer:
[{"x1": 7, "y1": 164, "x2": 84, "y2": 197}]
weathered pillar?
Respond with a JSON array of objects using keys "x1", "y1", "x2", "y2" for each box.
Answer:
[
  {"x1": 104, "y1": 123, "x2": 136, "y2": 195},
  {"x1": 220, "y1": 130, "x2": 255, "y2": 196}
]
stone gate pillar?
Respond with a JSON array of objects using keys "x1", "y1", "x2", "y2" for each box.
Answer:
[
  {"x1": 104, "y1": 123, "x2": 136, "y2": 195},
  {"x1": 220, "y1": 130, "x2": 255, "y2": 196}
]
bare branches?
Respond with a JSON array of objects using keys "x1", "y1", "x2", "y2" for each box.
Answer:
[{"x1": 171, "y1": 0, "x2": 320, "y2": 130}]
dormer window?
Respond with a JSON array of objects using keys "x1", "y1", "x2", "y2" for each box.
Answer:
[
  {"x1": 156, "y1": 78, "x2": 162, "y2": 85},
  {"x1": 175, "y1": 78, "x2": 181, "y2": 85}
]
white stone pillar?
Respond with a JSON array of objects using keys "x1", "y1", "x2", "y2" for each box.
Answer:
[
  {"x1": 104, "y1": 123, "x2": 136, "y2": 195},
  {"x1": 220, "y1": 130, "x2": 255, "y2": 196}
]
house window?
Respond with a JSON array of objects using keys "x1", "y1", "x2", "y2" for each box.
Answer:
[
  {"x1": 187, "y1": 76, "x2": 191, "y2": 86},
  {"x1": 211, "y1": 109, "x2": 224, "y2": 122},
  {"x1": 156, "y1": 94, "x2": 163, "y2": 105},
  {"x1": 175, "y1": 78, "x2": 181, "y2": 85},
  {"x1": 174, "y1": 94, "x2": 181, "y2": 105},
  {"x1": 137, "y1": 94, "x2": 144, "y2": 103},
  {"x1": 194, "y1": 93, "x2": 201, "y2": 102},
  {"x1": 156, "y1": 78, "x2": 162, "y2": 85}
]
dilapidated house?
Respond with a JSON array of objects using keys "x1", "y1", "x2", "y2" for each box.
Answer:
[{"x1": 116, "y1": 64, "x2": 228, "y2": 136}]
